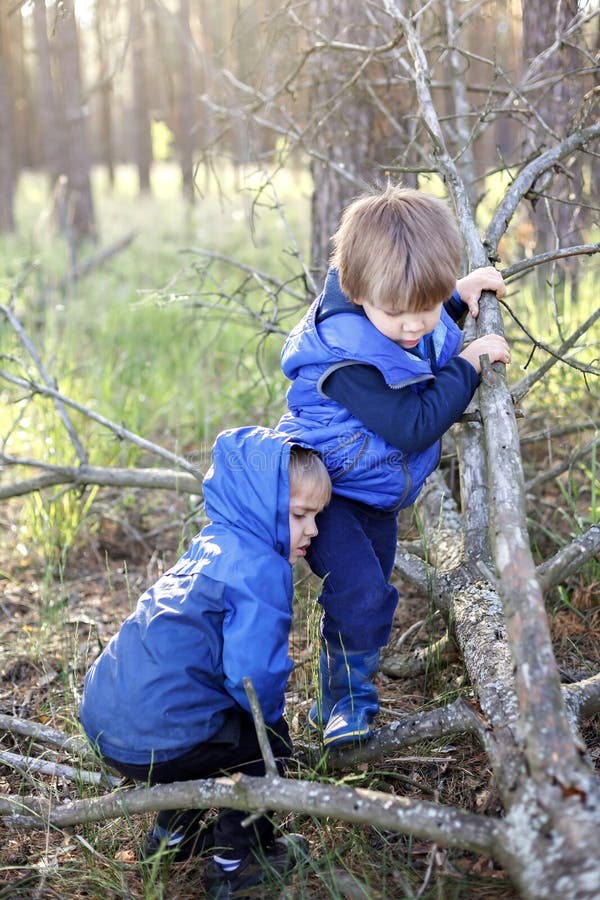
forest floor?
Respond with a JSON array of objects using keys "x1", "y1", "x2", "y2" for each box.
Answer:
[{"x1": 0, "y1": 467, "x2": 598, "y2": 899}]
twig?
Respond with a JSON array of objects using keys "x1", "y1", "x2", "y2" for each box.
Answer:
[
  {"x1": 508, "y1": 305, "x2": 600, "y2": 403},
  {"x1": 537, "y1": 524, "x2": 600, "y2": 593},
  {"x1": 0, "y1": 459, "x2": 201, "y2": 500},
  {"x1": 501, "y1": 241, "x2": 600, "y2": 281},
  {"x1": 57, "y1": 231, "x2": 136, "y2": 290},
  {"x1": 0, "y1": 750, "x2": 120, "y2": 788},
  {"x1": 243, "y1": 677, "x2": 278, "y2": 777},
  {"x1": 525, "y1": 435, "x2": 598, "y2": 493},
  {"x1": 241, "y1": 677, "x2": 277, "y2": 829},
  {"x1": 1, "y1": 304, "x2": 87, "y2": 464},
  {"x1": 0, "y1": 713, "x2": 91, "y2": 757},
  {"x1": 0, "y1": 370, "x2": 202, "y2": 478}
]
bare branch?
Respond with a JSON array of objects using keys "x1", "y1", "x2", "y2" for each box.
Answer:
[
  {"x1": 0, "y1": 370, "x2": 202, "y2": 478},
  {"x1": 478, "y1": 359, "x2": 588, "y2": 784},
  {"x1": 0, "y1": 771, "x2": 500, "y2": 858},
  {"x1": 1, "y1": 304, "x2": 87, "y2": 464},
  {"x1": 525, "y1": 435, "x2": 598, "y2": 493},
  {"x1": 0, "y1": 750, "x2": 120, "y2": 788},
  {"x1": 509, "y1": 305, "x2": 600, "y2": 404},
  {"x1": 486, "y1": 121, "x2": 600, "y2": 252},
  {"x1": 501, "y1": 242, "x2": 600, "y2": 282},
  {"x1": 243, "y1": 678, "x2": 278, "y2": 778},
  {"x1": 328, "y1": 697, "x2": 487, "y2": 768},
  {"x1": 563, "y1": 674, "x2": 600, "y2": 720},
  {"x1": 0, "y1": 713, "x2": 91, "y2": 758},
  {"x1": 537, "y1": 524, "x2": 600, "y2": 594}
]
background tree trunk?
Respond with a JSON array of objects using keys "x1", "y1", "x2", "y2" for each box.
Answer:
[
  {"x1": 0, "y1": 0, "x2": 16, "y2": 232},
  {"x1": 32, "y1": 0, "x2": 64, "y2": 188},
  {"x1": 307, "y1": 0, "x2": 381, "y2": 279},
  {"x1": 176, "y1": 0, "x2": 195, "y2": 204},
  {"x1": 52, "y1": 0, "x2": 97, "y2": 243},
  {"x1": 521, "y1": 0, "x2": 587, "y2": 300},
  {"x1": 94, "y1": 0, "x2": 115, "y2": 188},
  {"x1": 130, "y1": 0, "x2": 152, "y2": 193}
]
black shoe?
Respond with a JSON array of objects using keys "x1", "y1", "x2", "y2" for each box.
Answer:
[
  {"x1": 204, "y1": 833, "x2": 309, "y2": 898},
  {"x1": 141, "y1": 822, "x2": 215, "y2": 863}
]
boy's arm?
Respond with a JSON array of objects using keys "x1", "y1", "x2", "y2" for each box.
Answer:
[
  {"x1": 324, "y1": 324, "x2": 510, "y2": 452},
  {"x1": 444, "y1": 289, "x2": 468, "y2": 323},
  {"x1": 323, "y1": 361, "x2": 479, "y2": 453}
]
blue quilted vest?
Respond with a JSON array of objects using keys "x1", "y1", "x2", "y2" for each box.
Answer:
[{"x1": 277, "y1": 269, "x2": 463, "y2": 510}]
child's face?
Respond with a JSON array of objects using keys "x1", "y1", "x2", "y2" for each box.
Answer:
[
  {"x1": 358, "y1": 299, "x2": 443, "y2": 349},
  {"x1": 288, "y1": 479, "x2": 328, "y2": 564}
]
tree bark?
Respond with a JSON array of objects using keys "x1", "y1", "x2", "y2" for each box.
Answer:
[
  {"x1": 32, "y1": 0, "x2": 64, "y2": 187},
  {"x1": 0, "y1": 0, "x2": 15, "y2": 231},
  {"x1": 52, "y1": 0, "x2": 97, "y2": 243},
  {"x1": 130, "y1": 0, "x2": 153, "y2": 192}
]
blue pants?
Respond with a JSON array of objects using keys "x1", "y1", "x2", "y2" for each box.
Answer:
[{"x1": 306, "y1": 494, "x2": 399, "y2": 652}]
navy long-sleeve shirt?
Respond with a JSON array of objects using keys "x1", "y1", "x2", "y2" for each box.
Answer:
[{"x1": 320, "y1": 291, "x2": 480, "y2": 453}]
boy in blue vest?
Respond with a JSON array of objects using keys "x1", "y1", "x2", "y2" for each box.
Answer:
[
  {"x1": 277, "y1": 185, "x2": 510, "y2": 749},
  {"x1": 79, "y1": 426, "x2": 331, "y2": 897}
]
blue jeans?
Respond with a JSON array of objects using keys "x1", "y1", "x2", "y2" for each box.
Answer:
[{"x1": 306, "y1": 493, "x2": 399, "y2": 652}]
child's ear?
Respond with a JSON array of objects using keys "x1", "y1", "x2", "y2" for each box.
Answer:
[{"x1": 351, "y1": 296, "x2": 364, "y2": 307}]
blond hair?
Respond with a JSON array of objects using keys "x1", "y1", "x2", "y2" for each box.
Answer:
[
  {"x1": 331, "y1": 185, "x2": 462, "y2": 312},
  {"x1": 289, "y1": 445, "x2": 331, "y2": 505}
]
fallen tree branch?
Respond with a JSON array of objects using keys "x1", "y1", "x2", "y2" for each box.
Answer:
[
  {"x1": 0, "y1": 750, "x2": 120, "y2": 788},
  {"x1": 0, "y1": 461, "x2": 202, "y2": 500},
  {"x1": 1, "y1": 304, "x2": 87, "y2": 464},
  {"x1": 58, "y1": 231, "x2": 136, "y2": 290},
  {"x1": 509, "y1": 305, "x2": 600, "y2": 403},
  {"x1": 393, "y1": 547, "x2": 430, "y2": 593},
  {"x1": 525, "y1": 435, "x2": 598, "y2": 493},
  {"x1": 0, "y1": 372, "x2": 202, "y2": 478},
  {"x1": 537, "y1": 524, "x2": 600, "y2": 593},
  {"x1": 0, "y1": 770, "x2": 502, "y2": 859},
  {"x1": 563, "y1": 673, "x2": 600, "y2": 720},
  {"x1": 327, "y1": 697, "x2": 487, "y2": 768},
  {"x1": 381, "y1": 632, "x2": 458, "y2": 679},
  {"x1": 0, "y1": 713, "x2": 91, "y2": 757}
]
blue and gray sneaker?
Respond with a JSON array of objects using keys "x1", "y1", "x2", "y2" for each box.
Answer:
[
  {"x1": 204, "y1": 833, "x2": 309, "y2": 898},
  {"x1": 141, "y1": 820, "x2": 214, "y2": 863}
]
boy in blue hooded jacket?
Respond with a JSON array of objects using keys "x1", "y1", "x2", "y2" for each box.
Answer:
[
  {"x1": 79, "y1": 426, "x2": 330, "y2": 897},
  {"x1": 277, "y1": 185, "x2": 510, "y2": 749}
]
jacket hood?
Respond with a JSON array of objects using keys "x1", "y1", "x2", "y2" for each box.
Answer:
[{"x1": 202, "y1": 426, "x2": 294, "y2": 560}]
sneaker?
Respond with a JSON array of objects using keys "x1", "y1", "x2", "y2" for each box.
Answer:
[
  {"x1": 204, "y1": 833, "x2": 309, "y2": 898},
  {"x1": 141, "y1": 821, "x2": 214, "y2": 863}
]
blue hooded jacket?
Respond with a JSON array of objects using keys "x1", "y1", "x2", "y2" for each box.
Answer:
[
  {"x1": 79, "y1": 427, "x2": 295, "y2": 764},
  {"x1": 278, "y1": 269, "x2": 464, "y2": 510}
]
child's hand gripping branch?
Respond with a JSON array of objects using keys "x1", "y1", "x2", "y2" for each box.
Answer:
[{"x1": 456, "y1": 266, "x2": 511, "y2": 372}]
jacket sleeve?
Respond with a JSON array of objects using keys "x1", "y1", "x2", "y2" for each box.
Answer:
[
  {"x1": 221, "y1": 570, "x2": 293, "y2": 723},
  {"x1": 444, "y1": 289, "x2": 468, "y2": 323},
  {"x1": 323, "y1": 357, "x2": 479, "y2": 453}
]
